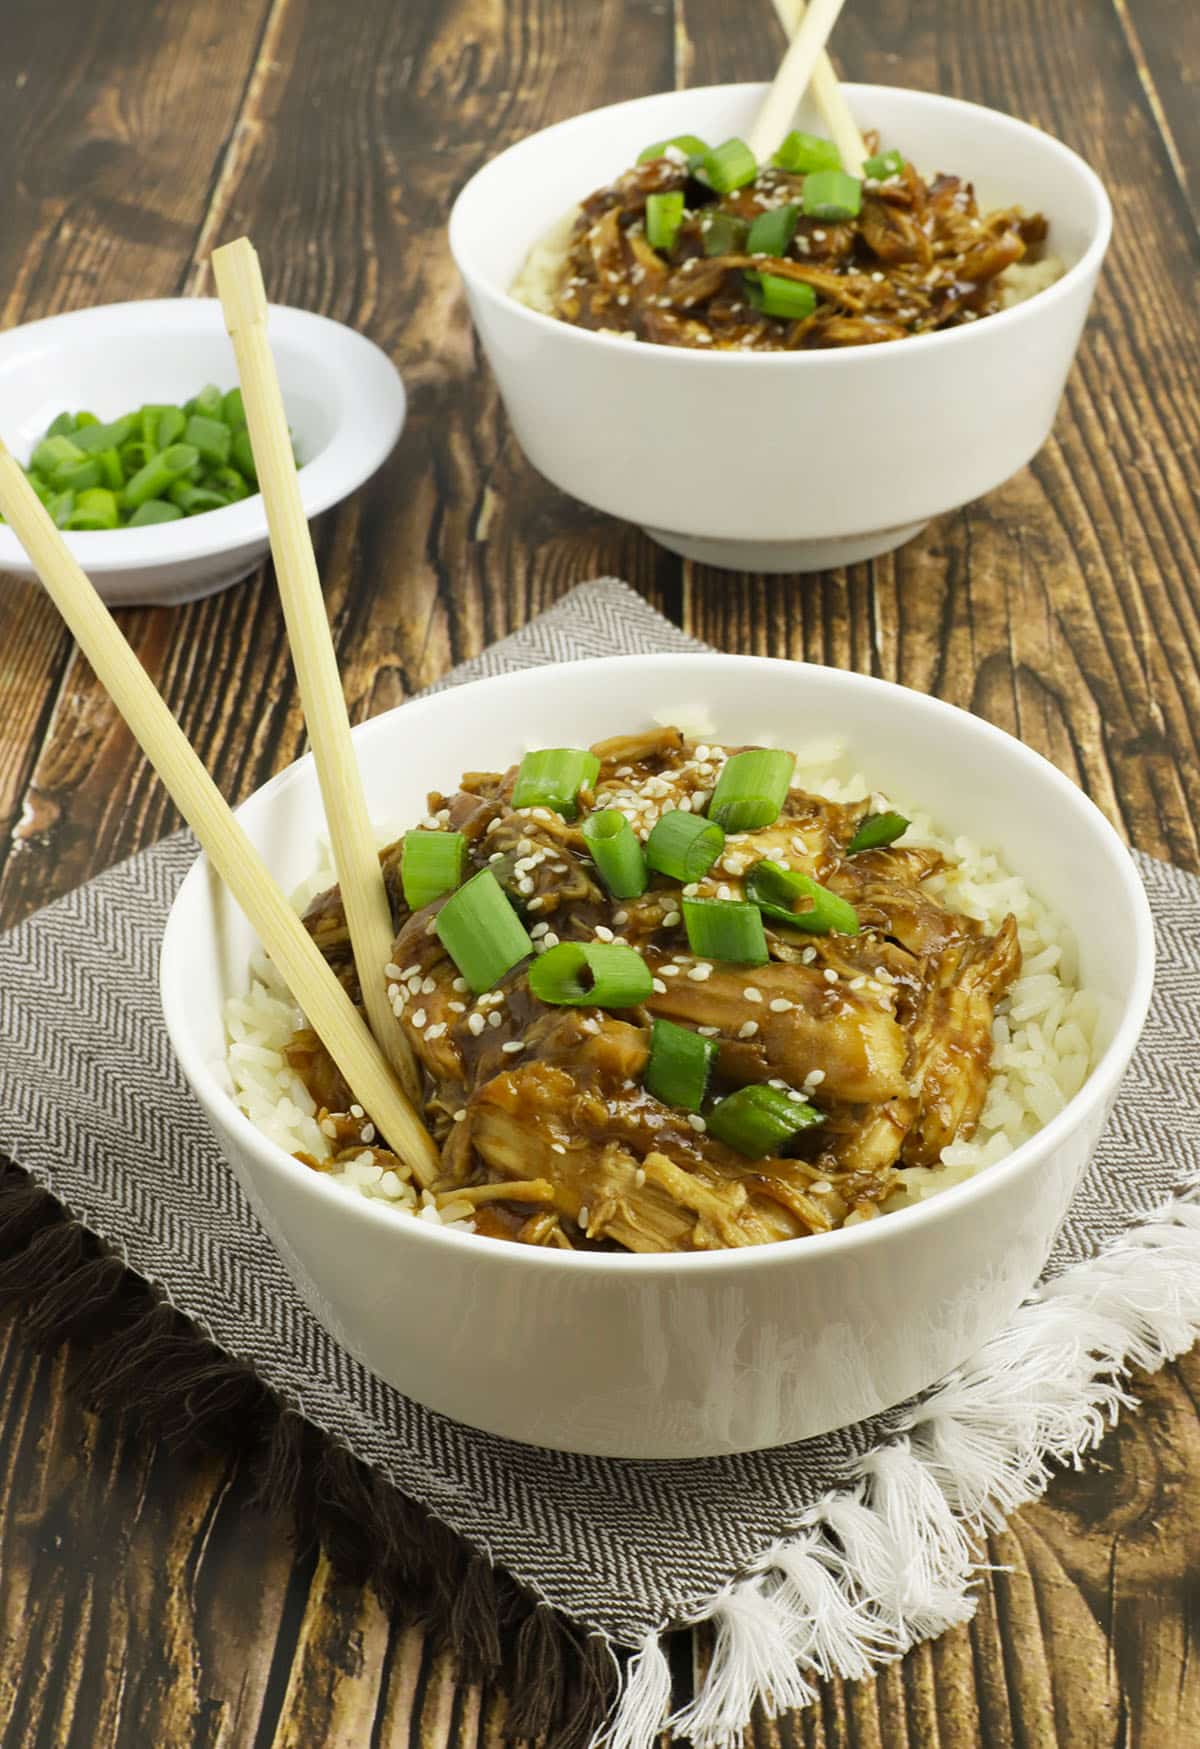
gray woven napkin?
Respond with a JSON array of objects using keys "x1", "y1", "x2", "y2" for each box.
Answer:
[{"x1": 2, "y1": 579, "x2": 1199, "y2": 1744}]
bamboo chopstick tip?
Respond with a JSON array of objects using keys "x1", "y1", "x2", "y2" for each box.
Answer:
[{"x1": 211, "y1": 237, "x2": 269, "y2": 334}]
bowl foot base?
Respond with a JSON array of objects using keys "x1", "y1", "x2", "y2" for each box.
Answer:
[{"x1": 642, "y1": 520, "x2": 930, "y2": 573}]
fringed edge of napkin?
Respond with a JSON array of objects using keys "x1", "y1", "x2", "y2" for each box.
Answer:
[
  {"x1": 603, "y1": 1189, "x2": 1200, "y2": 1748},
  {"x1": 6, "y1": 1150, "x2": 1200, "y2": 1749},
  {"x1": 0, "y1": 1156, "x2": 622, "y2": 1748}
]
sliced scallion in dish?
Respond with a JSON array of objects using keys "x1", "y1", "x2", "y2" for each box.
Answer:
[
  {"x1": 701, "y1": 212, "x2": 749, "y2": 256},
  {"x1": 700, "y1": 137, "x2": 758, "y2": 194},
  {"x1": 746, "y1": 204, "x2": 800, "y2": 258},
  {"x1": 773, "y1": 130, "x2": 841, "y2": 173},
  {"x1": 745, "y1": 859, "x2": 860, "y2": 935},
  {"x1": 529, "y1": 940, "x2": 652, "y2": 1008},
  {"x1": 802, "y1": 169, "x2": 863, "y2": 221},
  {"x1": 434, "y1": 868, "x2": 533, "y2": 995},
  {"x1": 708, "y1": 748, "x2": 795, "y2": 831},
  {"x1": 401, "y1": 829, "x2": 467, "y2": 910},
  {"x1": 707, "y1": 1083, "x2": 824, "y2": 1158},
  {"x1": 637, "y1": 133, "x2": 709, "y2": 165},
  {"x1": 644, "y1": 1017, "x2": 718, "y2": 1111},
  {"x1": 646, "y1": 190, "x2": 685, "y2": 253},
  {"x1": 682, "y1": 896, "x2": 769, "y2": 965},
  {"x1": 744, "y1": 272, "x2": 817, "y2": 321},
  {"x1": 645, "y1": 809, "x2": 725, "y2": 882},
  {"x1": 511, "y1": 747, "x2": 600, "y2": 819},
  {"x1": 863, "y1": 148, "x2": 905, "y2": 179},
  {"x1": 582, "y1": 809, "x2": 648, "y2": 899},
  {"x1": 847, "y1": 810, "x2": 910, "y2": 854}
]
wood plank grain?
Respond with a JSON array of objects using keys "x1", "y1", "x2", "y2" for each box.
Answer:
[{"x1": 1109, "y1": 0, "x2": 1199, "y2": 228}]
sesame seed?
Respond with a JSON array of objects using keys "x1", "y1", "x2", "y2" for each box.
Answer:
[
  {"x1": 635, "y1": 1167, "x2": 646, "y2": 1187},
  {"x1": 384, "y1": 963, "x2": 403, "y2": 980},
  {"x1": 426, "y1": 1022, "x2": 447, "y2": 1041},
  {"x1": 448, "y1": 1001, "x2": 466, "y2": 1013},
  {"x1": 530, "y1": 921, "x2": 549, "y2": 938},
  {"x1": 551, "y1": 1142, "x2": 566, "y2": 1155},
  {"x1": 717, "y1": 884, "x2": 733, "y2": 901},
  {"x1": 677, "y1": 796, "x2": 693, "y2": 812},
  {"x1": 824, "y1": 968, "x2": 839, "y2": 984},
  {"x1": 320, "y1": 1117, "x2": 338, "y2": 1138},
  {"x1": 360, "y1": 1123, "x2": 376, "y2": 1143},
  {"x1": 594, "y1": 925, "x2": 615, "y2": 942},
  {"x1": 662, "y1": 910, "x2": 682, "y2": 928},
  {"x1": 467, "y1": 1013, "x2": 485, "y2": 1036},
  {"x1": 527, "y1": 896, "x2": 544, "y2": 911},
  {"x1": 802, "y1": 947, "x2": 818, "y2": 964},
  {"x1": 452, "y1": 977, "x2": 468, "y2": 992},
  {"x1": 688, "y1": 963, "x2": 713, "y2": 982},
  {"x1": 612, "y1": 910, "x2": 629, "y2": 926},
  {"x1": 349, "y1": 1103, "x2": 365, "y2": 1119},
  {"x1": 695, "y1": 745, "x2": 711, "y2": 761},
  {"x1": 769, "y1": 997, "x2": 793, "y2": 1013},
  {"x1": 485, "y1": 817, "x2": 502, "y2": 835},
  {"x1": 518, "y1": 838, "x2": 534, "y2": 856},
  {"x1": 421, "y1": 976, "x2": 436, "y2": 995},
  {"x1": 652, "y1": 978, "x2": 667, "y2": 994},
  {"x1": 805, "y1": 1068, "x2": 826, "y2": 1088},
  {"x1": 543, "y1": 931, "x2": 560, "y2": 948},
  {"x1": 518, "y1": 877, "x2": 535, "y2": 896},
  {"x1": 681, "y1": 884, "x2": 700, "y2": 898},
  {"x1": 579, "y1": 1204, "x2": 590, "y2": 1229},
  {"x1": 697, "y1": 1025, "x2": 719, "y2": 1036},
  {"x1": 489, "y1": 850, "x2": 504, "y2": 864},
  {"x1": 660, "y1": 964, "x2": 680, "y2": 976},
  {"x1": 453, "y1": 1108, "x2": 467, "y2": 1122},
  {"x1": 407, "y1": 975, "x2": 422, "y2": 994},
  {"x1": 787, "y1": 1090, "x2": 806, "y2": 1104},
  {"x1": 849, "y1": 975, "x2": 867, "y2": 989},
  {"x1": 425, "y1": 918, "x2": 438, "y2": 935},
  {"x1": 687, "y1": 1114, "x2": 707, "y2": 1132},
  {"x1": 411, "y1": 1007, "x2": 427, "y2": 1027},
  {"x1": 487, "y1": 1011, "x2": 502, "y2": 1028},
  {"x1": 810, "y1": 1180, "x2": 833, "y2": 1195},
  {"x1": 501, "y1": 1040, "x2": 525, "y2": 1054},
  {"x1": 769, "y1": 1078, "x2": 788, "y2": 1089},
  {"x1": 738, "y1": 1020, "x2": 759, "y2": 1039}
]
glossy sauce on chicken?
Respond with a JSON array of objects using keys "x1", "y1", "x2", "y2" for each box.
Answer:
[
  {"x1": 553, "y1": 148, "x2": 1049, "y2": 350},
  {"x1": 287, "y1": 728, "x2": 1022, "y2": 1252}
]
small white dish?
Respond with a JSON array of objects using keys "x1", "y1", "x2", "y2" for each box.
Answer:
[
  {"x1": 450, "y1": 84, "x2": 1112, "y2": 573},
  {"x1": 162, "y1": 654, "x2": 1153, "y2": 1458},
  {"x1": 0, "y1": 299, "x2": 406, "y2": 608}
]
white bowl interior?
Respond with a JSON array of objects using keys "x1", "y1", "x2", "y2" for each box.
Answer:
[
  {"x1": 167, "y1": 654, "x2": 1151, "y2": 1227},
  {"x1": 452, "y1": 83, "x2": 1106, "y2": 300}
]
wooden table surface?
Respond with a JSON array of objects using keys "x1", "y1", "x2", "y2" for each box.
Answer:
[{"x1": 1, "y1": 0, "x2": 1198, "y2": 1742}]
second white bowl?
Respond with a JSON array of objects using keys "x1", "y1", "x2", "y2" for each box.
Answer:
[{"x1": 450, "y1": 84, "x2": 1111, "y2": 573}]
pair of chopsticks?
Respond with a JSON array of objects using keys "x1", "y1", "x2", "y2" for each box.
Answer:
[
  {"x1": 0, "y1": 240, "x2": 441, "y2": 1190},
  {"x1": 751, "y1": 0, "x2": 867, "y2": 174}
]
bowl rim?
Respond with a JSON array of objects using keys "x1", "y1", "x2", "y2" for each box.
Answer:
[
  {"x1": 162, "y1": 652, "x2": 1156, "y2": 1278},
  {"x1": 449, "y1": 80, "x2": 1113, "y2": 369},
  {"x1": 0, "y1": 298, "x2": 406, "y2": 572}
]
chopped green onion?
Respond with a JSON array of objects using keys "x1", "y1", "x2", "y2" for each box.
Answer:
[
  {"x1": 30, "y1": 435, "x2": 84, "y2": 476},
  {"x1": 847, "y1": 810, "x2": 910, "y2": 854},
  {"x1": 708, "y1": 748, "x2": 795, "y2": 831},
  {"x1": 47, "y1": 491, "x2": 75, "y2": 528},
  {"x1": 190, "y1": 383, "x2": 225, "y2": 420},
  {"x1": 637, "y1": 133, "x2": 709, "y2": 165},
  {"x1": 46, "y1": 412, "x2": 76, "y2": 439},
  {"x1": 582, "y1": 809, "x2": 648, "y2": 899},
  {"x1": 645, "y1": 1017, "x2": 718, "y2": 1111},
  {"x1": 128, "y1": 499, "x2": 184, "y2": 526},
  {"x1": 231, "y1": 428, "x2": 258, "y2": 485},
  {"x1": 184, "y1": 413, "x2": 233, "y2": 468},
  {"x1": 511, "y1": 747, "x2": 599, "y2": 820},
  {"x1": 863, "y1": 148, "x2": 905, "y2": 180},
  {"x1": 773, "y1": 130, "x2": 841, "y2": 173},
  {"x1": 155, "y1": 406, "x2": 187, "y2": 450},
  {"x1": 401, "y1": 829, "x2": 467, "y2": 909},
  {"x1": 645, "y1": 809, "x2": 725, "y2": 882},
  {"x1": 745, "y1": 859, "x2": 860, "y2": 935},
  {"x1": 72, "y1": 416, "x2": 135, "y2": 454},
  {"x1": 51, "y1": 458, "x2": 103, "y2": 494},
  {"x1": 744, "y1": 272, "x2": 817, "y2": 320},
  {"x1": 682, "y1": 896, "x2": 768, "y2": 965},
  {"x1": 802, "y1": 168, "x2": 862, "y2": 221},
  {"x1": 646, "y1": 190, "x2": 685, "y2": 253},
  {"x1": 701, "y1": 211, "x2": 749, "y2": 256},
  {"x1": 65, "y1": 487, "x2": 120, "y2": 531},
  {"x1": 120, "y1": 443, "x2": 200, "y2": 510},
  {"x1": 700, "y1": 137, "x2": 758, "y2": 194},
  {"x1": 528, "y1": 940, "x2": 652, "y2": 1009},
  {"x1": 222, "y1": 387, "x2": 247, "y2": 429},
  {"x1": 746, "y1": 203, "x2": 799, "y2": 257},
  {"x1": 210, "y1": 464, "x2": 251, "y2": 502},
  {"x1": 73, "y1": 411, "x2": 99, "y2": 429},
  {"x1": 435, "y1": 867, "x2": 532, "y2": 995},
  {"x1": 707, "y1": 1083, "x2": 823, "y2": 1158},
  {"x1": 169, "y1": 482, "x2": 232, "y2": 514}
]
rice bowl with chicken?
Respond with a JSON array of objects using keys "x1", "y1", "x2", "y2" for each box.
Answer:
[{"x1": 225, "y1": 727, "x2": 1103, "y2": 1252}]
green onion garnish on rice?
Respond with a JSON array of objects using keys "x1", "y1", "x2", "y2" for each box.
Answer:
[
  {"x1": 646, "y1": 190, "x2": 685, "y2": 253},
  {"x1": 708, "y1": 748, "x2": 795, "y2": 831},
  {"x1": 682, "y1": 896, "x2": 769, "y2": 965},
  {"x1": 847, "y1": 810, "x2": 910, "y2": 854},
  {"x1": 582, "y1": 809, "x2": 648, "y2": 899},
  {"x1": 744, "y1": 272, "x2": 817, "y2": 321},
  {"x1": 528, "y1": 940, "x2": 652, "y2": 1008},
  {"x1": 746, "y1": 204, "x2": 800, "y2": 258},
  {"x1": 644, "y1": 1017, "x2": 718, "y2": 1111},
  {"x1": 644, "y1": 809, "x2": 724, "y2": 882},
  {"x1": 773, "y1": 130, "x2": 841, "y2": 173},
  {"x1": 745, "y1": 859, "x2": 860, "y2": 935},
  {"x1": 434, "y1": 868, "x2": 533, "y2": 994},
  {"x1": 707, "y1": 1083, "x2": 824, "y2": 1158},
  {"x1": 401, "y1": 829, "x2": 467, "y2": 910},
  {"x1": 802, "y1": 168, "x2": 863, "y2": 222},
  {"x1": 700, "y1": 138, "x2": 758, "y2": 194},
  {"x1": 511, "y1": 747, "x2": 600, "y2": 819},
  {"x1": 863, "y1": 148, "x2": 905, "y2": 180}
]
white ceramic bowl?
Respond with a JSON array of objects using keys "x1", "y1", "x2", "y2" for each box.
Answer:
[
  {"x1": 450, "y1": 84, "x2": 1111, "y2": 573},
  {"x1": 161, "y1": 655, "x2": 1153, "y2": 1458},
  {"x1": 0, "y1": 300, "x2": 405, "y2": 607}
]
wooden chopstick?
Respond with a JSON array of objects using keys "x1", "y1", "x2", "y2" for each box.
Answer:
[
  {"x1": 748, "y1": 0, "x2": 851, "y2": 166},
  {"x1": 0, "y1": 446, "x2": 442, "y2": 1190},
  {"x1": 211, "y1": 238, "x2": 422, "y2": 1108},
  {"x1": 772, "y1": 0, "x2": 867, "y2": 175}
]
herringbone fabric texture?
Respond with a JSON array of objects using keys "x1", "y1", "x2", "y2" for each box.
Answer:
[{"x1": 1, "y1": 579, "x2": 1196, "y2": 1645}]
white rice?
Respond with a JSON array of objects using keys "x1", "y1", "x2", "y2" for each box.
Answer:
[
  {"x1": 223, "y1": 760, "x2": 1105, "y2": 1232},
  {"x1": 509, "y1": 204, "x2": 1065, "y2": 326}
]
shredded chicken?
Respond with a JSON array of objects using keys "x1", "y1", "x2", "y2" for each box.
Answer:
[
  {"x1": 286, "y1": 730, "x2": 1022, "y2": 1251},
  {"x1": 551, "y1": 138, "x2": 1050, "y2": 351}
]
